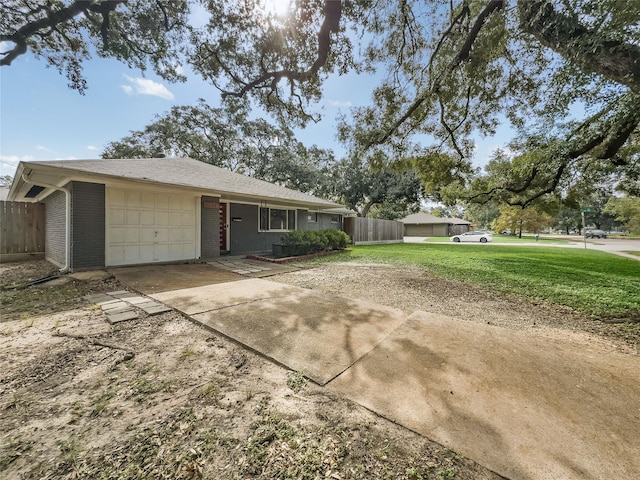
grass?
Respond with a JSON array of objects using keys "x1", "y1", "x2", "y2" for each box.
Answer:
[
  {"x1": 0, "y1": 278, "x2": 94, "y2": 323},
  {"x1": 316, "y1": 244, "x2": 640, "y2": 319},
  {"x1": 287, "y1": 371, "x2": 308, "y2": 393},
  {"x1": 178, "y1": 345, "x2": 200, "y2": 361},
  {"x1": 0, "y1": 436, "x2": 34, "y2": 470}
]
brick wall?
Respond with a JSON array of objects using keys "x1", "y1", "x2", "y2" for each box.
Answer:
[
  {"x1": 43, "y1": 190, "x2": 66, "y2": 267},
  {"x1": 70, "y1": 181, "x2": 105, "y2": 270}
]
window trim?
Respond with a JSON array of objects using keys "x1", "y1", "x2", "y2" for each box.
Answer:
[{"x1": 259, "y1": 206, "x2": 298, "y2": 232}]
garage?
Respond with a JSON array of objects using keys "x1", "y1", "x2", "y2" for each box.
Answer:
[
  {"x1": 9, "y1": 158, "x2": 344, "y2": 271},
  {"x1": 106, "y1": 187, "x2": 197, "y2": 266},
  {"x1": 404, "y1": 224, "x2": 436, "y2": 236},
  {"x1": 401, "y1": 212, "x2": 471, "y2": 237}
]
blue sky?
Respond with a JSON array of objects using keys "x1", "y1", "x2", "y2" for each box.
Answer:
[{"x1": 0, "y1": 47, "x2": 510, "y2": 180}]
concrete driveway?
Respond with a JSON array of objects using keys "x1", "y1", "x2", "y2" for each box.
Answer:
[{"x1": 111, "y1": 262, "x2": 640, "y2": 480}]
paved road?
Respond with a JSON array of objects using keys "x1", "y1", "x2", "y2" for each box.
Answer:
[{"x1": 405, "y1": 236, "x2": 640, "y2": 260}]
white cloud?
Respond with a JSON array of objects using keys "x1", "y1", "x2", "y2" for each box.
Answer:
[
  {"x1": 121, "y1": 75, "x2": 174, "y2": 100},
  {"x1": 0, "y1": 41, "x2": 14, "y2": 55},
  {"x1": 0, "y1": 155, "x2": 34, "y2": 177},
  {"x1": 327, "y1": 99, "x2": 353, "y2": 108},
  {"x1": 87, "y1": 145, "x2": 98, "y2": 151},
  {"x1": 1, "y1": 155, "x2": 34, "y2": 165}
]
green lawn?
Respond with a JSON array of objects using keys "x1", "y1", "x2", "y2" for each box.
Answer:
[{"x1": 322, "y1": 243, "x2": 640, "y2": 319}]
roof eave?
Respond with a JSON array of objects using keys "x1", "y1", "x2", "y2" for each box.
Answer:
[{"x1": 9, "y1": 161, "x2": 343, "y2": 209}]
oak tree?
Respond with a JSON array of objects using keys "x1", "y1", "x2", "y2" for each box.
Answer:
[
  {"x1": 3, "y1": 1, "x2": 639, "y2": 201},
  {"x1": 101, "y1": 100, "x2": 335, "y2": 195}
]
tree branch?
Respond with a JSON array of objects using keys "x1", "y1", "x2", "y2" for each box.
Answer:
[
  {"x1": 374, "y1": 0, "x2": 505, "y2": 148},
  {"x1": 509, "y1": 162, "x2": 567, "y2": 209},
  {"x1": 518, "y1": 0, "x2": 640, "y2": 94},
  {"x1": 451, "y1": 0, "x2": 504, "y2": 68},
  {"x1": 0, "y1": 1, "x2": 125, "y2": 66},
  {"x1": 221, "y1": 0, "x2": 342, "y2": 100}
]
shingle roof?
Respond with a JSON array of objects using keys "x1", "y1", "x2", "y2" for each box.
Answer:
[
  {"x1": 24, "y1": 157, "x2": 341, "y2": 208},
  {"x1": 401, "y1": 212, "x2": 471, "y2": 225},
  {"x1": 401, "y1": 212, "x2": 443, "y2": 224}
]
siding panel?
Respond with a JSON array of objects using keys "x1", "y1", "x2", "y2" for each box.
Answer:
[
  {"x1": 43, "y1": 190, "x2": 66, "y2": 266},
  {"x1": 70, "y1": 181, "x2": 105, "y2": 270}
]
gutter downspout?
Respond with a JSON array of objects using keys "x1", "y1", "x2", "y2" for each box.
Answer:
[{"x1": 22, "y1": 172, "x2": 71, "y2": 273}]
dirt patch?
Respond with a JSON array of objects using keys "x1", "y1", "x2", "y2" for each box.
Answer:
[
  {"x1": 269, "y1": 262, "x2": 639, "y2": 353},
  {"x1": 0, "y1": 260, "x2": 500, "y2": 479},
  {"x1": 4, "y1": 258, "x2": 635, "y2": 479}
]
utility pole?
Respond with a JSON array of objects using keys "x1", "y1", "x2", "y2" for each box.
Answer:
[{"x1": 581, "y1": 208, "x2": 591, "y2": 249}]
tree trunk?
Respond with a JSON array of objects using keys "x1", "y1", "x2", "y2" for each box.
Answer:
[{"x1": 360, "y1": 200, "x2": 377, "y2": 218}]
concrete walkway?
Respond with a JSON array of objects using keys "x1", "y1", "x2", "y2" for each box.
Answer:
[
  {"x1": 150, "y1": 278, "x2": 407, "y2": 385},
  {"x1": 330, "y1": 312, "x2": 640, "y2": 480},
  {"x1": 111, "y1": 263, "x2": 640, "y2": 480}
]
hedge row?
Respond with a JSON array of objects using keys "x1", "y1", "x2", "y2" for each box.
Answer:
[{"x1": 280, "y1": 229, "x2": 350, "y2": 256}]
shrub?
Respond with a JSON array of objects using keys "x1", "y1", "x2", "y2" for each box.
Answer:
[
  {"x1": 280, "y1": 229, "x2": 349, "y2": 256},
  {"x1": 324, "y1": 229, "x2": 349, "y2": 250},
  {"x1": 307, "y1": 230, "x2": 330, "y2": 252}
]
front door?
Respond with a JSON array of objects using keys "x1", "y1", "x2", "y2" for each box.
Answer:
[{"x1": 220, "y1": 202, "x2": 228, "y2": 252}]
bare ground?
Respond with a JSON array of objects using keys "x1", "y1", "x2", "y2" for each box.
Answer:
[{"x1": 1, "y1": 258, "x2": 636, "y2": 479}]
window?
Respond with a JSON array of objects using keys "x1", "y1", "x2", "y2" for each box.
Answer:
[
  {"x1": 331, "y1": 214, "x2": 341, "y2": 224},
  {"x1": 259, "y1": 207, "x2": 297, "y2": 231},
  {"x1": 307, "y1": 212, "x2": 318, "y2": 223},
  {"x1": 270, "y1": 208, "x2": 287, "y2": 230},
  {"x1": 259, "y1": 207, "x2": 269, "y2": 231}
]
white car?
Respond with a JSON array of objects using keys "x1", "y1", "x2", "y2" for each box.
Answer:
[{"x1": 450, "y1": 231, "x2": 493, "y2": 243}]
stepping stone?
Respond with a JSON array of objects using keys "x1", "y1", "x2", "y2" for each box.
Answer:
[
  {"x1": 126, "y1": 296, "x2": 151, "y2": 305},
  {"x1": 101, "y1": 301, "x2": 128, "y2": 311},
  {"x1": 110, "y1": 291, "x2": 136, "y2": 299},
  {"x1": 106, "y1": 290, "x2": 131, "y2": 296},
  {"x1": 140, "y1": 304, "x2": 172, "y2": 315},
  {"x1": 104, "y1": 306, "x2": 134, "y2": 315},
  {"x1": 84, "y1": 293, "x2": 113, "y2": 305},
  {"x1": 135, "y1": 301, "x2": 161, "y2": 309},
  {"x1": 106, "y1": 310, "x2": 139, "y2": 324}
]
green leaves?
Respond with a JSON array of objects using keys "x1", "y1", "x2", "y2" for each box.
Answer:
[{"x1": 101, "y1": 100, "x2": 336, "y2": 195}]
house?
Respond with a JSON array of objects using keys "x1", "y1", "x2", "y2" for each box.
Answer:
[
  {"x1": 7, "y1": 157, "x2": 344, "y2": 271},
  {"x1": 401, "y1": 212, "x2": 471, "y2": 236}
]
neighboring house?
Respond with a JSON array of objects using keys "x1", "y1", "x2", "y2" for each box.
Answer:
[
  {"x1": 8, "y1": 158, "x2": 344, "y2": 271},
  {"x1": 401, "y1": 212, "x2": 471, "y2": 236}
]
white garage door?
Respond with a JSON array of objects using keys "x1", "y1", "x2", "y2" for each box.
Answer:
[{"x1": 106, "y1": 187, "x2": 197, "y2": 266}]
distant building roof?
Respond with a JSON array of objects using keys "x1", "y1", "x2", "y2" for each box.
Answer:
[
  {"x1": 444, "y1": 216, "x2": 472, "y2": 225},
  {"x1": 401, "y1": 212, "x2": 471, "y2": 225}
]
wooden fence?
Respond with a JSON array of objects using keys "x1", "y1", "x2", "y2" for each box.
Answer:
[
  {"x1": 1, "y1": 201, "x2": 45, "y2": 257},
  {"x1": 343, "y1": 217, "x2": 404, "y2": 245}
]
